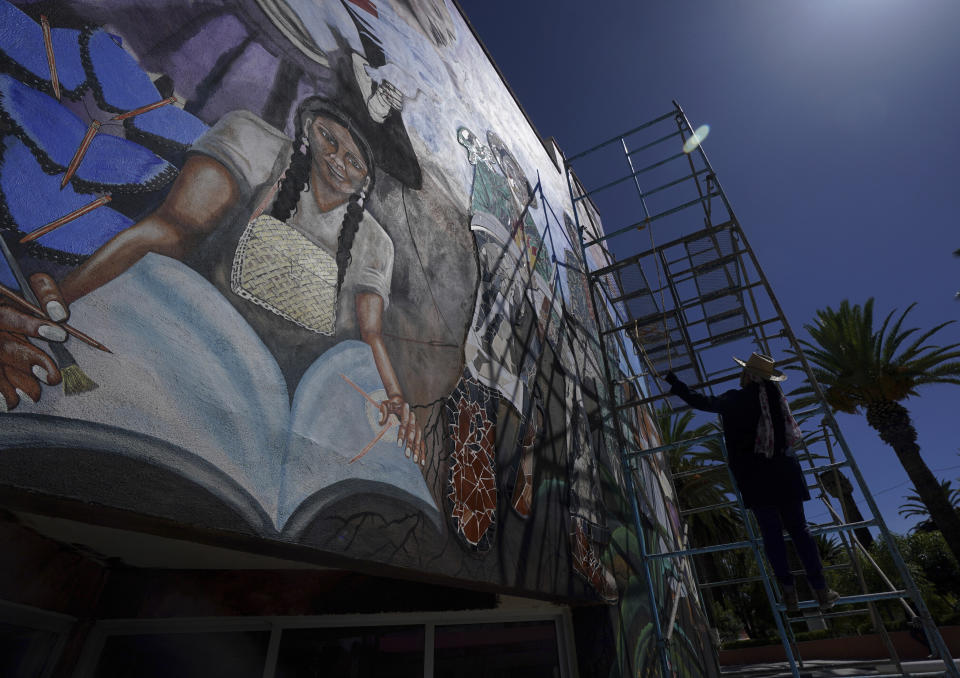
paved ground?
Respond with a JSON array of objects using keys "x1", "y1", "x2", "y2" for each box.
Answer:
[{"x1": 720, "y1": 657, "x2": 960, "y2": 677}]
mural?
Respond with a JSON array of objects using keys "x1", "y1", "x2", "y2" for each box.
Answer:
[{"x1": 0, "y1": 0, "x2": 713, "y2": 673}]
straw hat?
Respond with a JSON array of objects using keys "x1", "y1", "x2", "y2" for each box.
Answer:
[{"x1": 733, "y1": 352, "x2": 786, "y2": 381}]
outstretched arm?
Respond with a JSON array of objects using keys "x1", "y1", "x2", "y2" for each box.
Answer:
[
  {"x1": 664, "y1": 371, "x2": 727, "y2": 414},
  {"x1": 356, "y1": 291, "x2": 424, "y2": 463},
  {"x1": 0, "y1": 155, "x2": 239, "y2": 409},
  {"x1": 62, "y1": 155, "x2": 239, "y2": 302}
]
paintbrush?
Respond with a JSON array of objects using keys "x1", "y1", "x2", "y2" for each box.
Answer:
[
  {"x1": 20, "y1": 196, "x2": 112, "y2": 244},
  {"x1": 0, "y1": 282, "x2": 111, "y2": 353},
  {"x1": 0, "y1": 234, "x2": 97, "y2": 394},
  {"x1": 60, "y1": 120, "x2": 100, "y2": 190},
  {"x1": 40, "y1": 16, "x2": 60, "y2": 101}
]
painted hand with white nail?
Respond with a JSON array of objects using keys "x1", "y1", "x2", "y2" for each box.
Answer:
[
  {"x1": 378, "y1": 394, "x2": 426, "y2": 466},
  {"x1": 0, "y1": 273, "x2": 68, "y2": 410}
]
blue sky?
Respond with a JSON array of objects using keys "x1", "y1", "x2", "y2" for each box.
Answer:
[{"x1": 458, "y1": 0, "x2": 960, "y2": 533}]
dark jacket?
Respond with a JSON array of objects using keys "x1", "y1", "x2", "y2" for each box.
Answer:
[{"x1": 669, "y1": 377, "x2": 809, "y2": 509}]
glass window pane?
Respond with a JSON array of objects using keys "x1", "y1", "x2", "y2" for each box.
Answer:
[
  {"x1": 0, "y1": 622, "x2": 61, "y2": 678},
  {"x1": 93, "y1": 630, "x2": 270, "y2": 678},
  {"x1": 276, "y1": 625, "x2": 424, "y2": 678},
  {"x1": 434, "y1": 620, "x2": 560, "y2": 678}
]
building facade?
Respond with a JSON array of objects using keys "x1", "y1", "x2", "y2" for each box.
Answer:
[{"x1": 0, "y1": 1, "x2": 715, "y2": 675}]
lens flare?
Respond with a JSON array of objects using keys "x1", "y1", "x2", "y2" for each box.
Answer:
[{"x1": 682, "y1": 124, "x2": 710, "y2": 154}]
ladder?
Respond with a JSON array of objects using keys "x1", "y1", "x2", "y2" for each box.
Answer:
[{"x1": 563, "y1": 102, "x2": 959, "y2": 678}]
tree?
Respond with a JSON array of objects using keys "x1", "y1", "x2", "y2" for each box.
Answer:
[
  {"x1": 655, "y1": 407, "x2": 743, "y2": 631},
  {"x1": 655, "y1": 407, "x2": 739, "y2": 547},
  {"x1": 899, "y1": 479, "x2": 960, "y2": 533},
  {"x1": 795, "y1": 298, "x2": 960, "y2": 566},
  {"x1": 954, "y1": 248, "x2": 959, "y2": 300},
  {"x1": 817, "y1": 468, "x2": 874, "y2": 546}
]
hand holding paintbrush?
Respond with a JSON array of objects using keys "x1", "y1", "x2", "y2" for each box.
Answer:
[
  {"x1": 0, "y1": 234, "x2": 99, "y2": 404},
  {"x1": 0, "y1": 282, "x2": 110, "y2": 354}
]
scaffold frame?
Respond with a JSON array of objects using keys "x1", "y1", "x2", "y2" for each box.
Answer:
[{"x1": 565, "y1": 101, "x2": 959, "y2": 678}]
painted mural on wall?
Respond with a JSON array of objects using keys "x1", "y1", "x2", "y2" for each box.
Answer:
[{"x1": 0, "y1": 4, "x2": 711, "y2": 659}]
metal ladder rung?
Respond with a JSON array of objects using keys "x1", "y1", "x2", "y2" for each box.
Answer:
[
  {"x1": 573, "y1": 153, "x2": 689, "y2": 209},
  {"x1": 642, "y1": 363, "x2": 694, "y2": 378},
  {"x1": 674, "y1": 280, "x2": 764, "y2": 311},
  {"x1": 691, "y1": 317, "x2": 782, "y2": 349},
  {"x1": 623, "y1": 433, "x2": 724, "y2": 458},
  {"x1": 697, "y1": 575, "x2": 762, "y2": 589},
  {"x1": 588, "y1": 222, "x2": 737, "y2": 279},
  {"x1": 672, "y1": 464, "x2": 729, "y2": 481},
  {"x1": 785, "y1": 590, "x2": 909, "y2": 611},
  {"x1": 704, "y1": 307, "x2": 747, "y2": 326},
  {"x1": 598, "y1": 311, "x2": 668, "y2": 337},
  {"x1": 808, "y1": 519, "x2": 877, "y2": 536},
  {"x1": 680, "y1": 500, "x2": 740, "y2": 517},
  {"x1": 631, "y1": 341, "x2": 685, "y2": 361},
  {"x1": 803, "y1": 460, "x2": 851, "y2": 474},
  {"x1": 583, "y1": 191, "x2": 722, "y2": 247},
  {"x1": 697, "y1": 562, "x2": 854, "y2": 590},
  {"x1": 609, "y1": 286, "x2": 652, "y2": 305},
  {"x1": 686, "y1": 252, "x2": 743, "y2": 277},
  {"x1": 642, "y1": 167, "x2": 713, "y2": 199},
  {"x1": 785, "y1": 607, "x2": 872, "y2": 622},
  {"x1": 647, "y1": 539, "x2": 753, "y2": 560},
  {"x1": 625, "y1": 128, "x2": 684, "y2": 156},
  {"x1": 566, "y1": 108, "x2": 676, "y2": 163}
]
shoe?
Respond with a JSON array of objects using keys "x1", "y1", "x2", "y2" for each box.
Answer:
[
  {"x1": 781, "y1": 584, "x2": 798, "y2": 612},
  {"x1": 813, "y1": 587, "x2": 840, "y2": 612}
]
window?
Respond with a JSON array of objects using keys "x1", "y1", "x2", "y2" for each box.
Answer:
[
  {"x1": 0, "y1": 602, "x2": 73, "y2": 678},
  {"x1": 0, "y1": 622, "x2": 64, "y2": 678},
  {"x1": 276, "y1": 625, "x2": 424, "y2": 678},
  {"x1": 79, "y1": 610, "x2": 573, "y2": 678},
  {"x1": 434, "y1": 621, "x2": 561, "y2": 678},
  {"x1": 94, "y1": 630, "x2": 271, "y2": 678}
]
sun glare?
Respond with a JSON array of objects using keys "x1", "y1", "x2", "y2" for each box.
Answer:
[{"x1": 682, "y1": 124, "x2": 710, "y2": 154}]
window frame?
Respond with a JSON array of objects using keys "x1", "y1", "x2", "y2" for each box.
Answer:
[
  {"x1": 0, "y1": 599, "x2": 75, "y2": 678},
  {"x1": 73, "y1": 606, "x2": 579, "y2": 678}
]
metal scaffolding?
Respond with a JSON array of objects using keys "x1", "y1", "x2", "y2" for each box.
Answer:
[{"x1": 564, "y1": 101, "x2": 959, "y2": 678}]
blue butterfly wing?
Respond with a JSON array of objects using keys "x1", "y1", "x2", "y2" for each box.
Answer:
[
  {"x1": 0, "y1": 1, "x2": 86, "y2": 94},
  {"x1": 0, "y1": 72, "x2": 88, "y2": 166},
  {"x1": 131, "y1": 104, "x2": 209, "y2": 148},
  {"x1": 85, "y1": 29, "x2": 208, "y2": 148},
  {"x1": 79, "y1": 133, "x2": 177, "y2": 191},
  {"x1": 2, "y1": 136, "x2": 132, "y2": 255},
  {"x1": 84, "y1": 29, "x2": 147, "y2": 112},
  {"x1": 0, "y1": 74, "x2": 176, "y2": 191}
]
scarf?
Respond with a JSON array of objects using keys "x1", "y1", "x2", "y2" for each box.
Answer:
[{"x1": 744, "y1": 372, "x2": 803, "y2": 458}]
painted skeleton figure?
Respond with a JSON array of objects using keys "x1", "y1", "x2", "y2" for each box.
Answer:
[{"x1": 443, "y1": 125, "x2": 552, "y2": 548}]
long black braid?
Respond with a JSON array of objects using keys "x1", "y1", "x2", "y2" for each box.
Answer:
[
  {"x1": 268, "y1": 96, "x2": 376, "y2": 298},
  {"x1": 336, "y1": 192, "x2": 364, "y2": 296},
  {"x1": 269, "y1": 140, "x2": 311, "y2": 223}
]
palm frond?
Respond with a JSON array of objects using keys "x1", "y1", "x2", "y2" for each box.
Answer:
[
  {"x1": 797, "y1": 298, "x2": 960, "y2": 411},
  {"x1": 899, "y1": 480, "x2": 960, "y2": 521}
]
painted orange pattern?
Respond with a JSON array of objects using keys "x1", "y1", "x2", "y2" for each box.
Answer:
[{"x1": 447, "y1": 393, "x2": 497, "y2": 546}]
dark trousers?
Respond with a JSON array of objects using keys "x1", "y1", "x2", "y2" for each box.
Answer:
[{"x1": 752, "y1": 502, "x2": 826, "y2": 590}]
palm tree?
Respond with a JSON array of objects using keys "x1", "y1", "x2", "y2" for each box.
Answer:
[
  {"x1": 654, "y1": 407, "x2": 740, "y2": 549},
  {"x1": 655, "y1": 406, "x2": 742, "y2": 628},
  {"x1": 817, "y1": 468, "x2": 874, "y2": 547},
  {"x1": 899, "y1": 479, "x2": 960, "y2": 533},
  {"x1": 795, "y1": 298, "x2": 960, "y2": 565}
]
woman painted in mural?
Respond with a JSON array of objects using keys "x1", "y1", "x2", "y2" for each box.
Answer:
[{"x1": 0, "y1": 95, "x2": 424, "y2": 460}]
